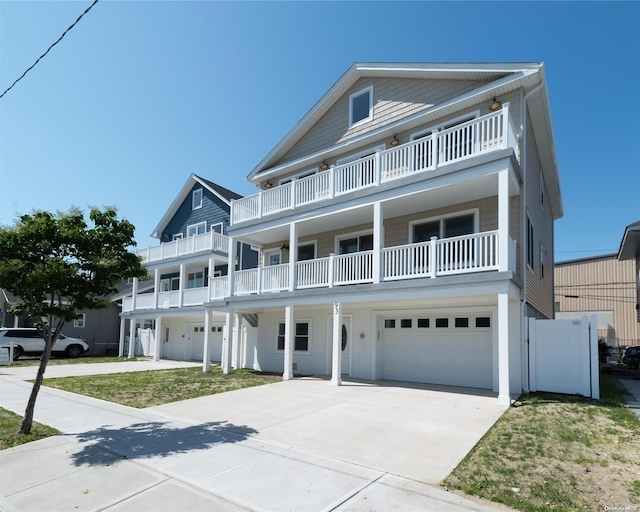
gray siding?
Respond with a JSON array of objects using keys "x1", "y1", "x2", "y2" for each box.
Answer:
[
  {"x1": 279, "y1": 77, "x2": 494, "y2": 165},
  {"x1": 61, "y1": 303, "x2": 121, "y2": 356}
]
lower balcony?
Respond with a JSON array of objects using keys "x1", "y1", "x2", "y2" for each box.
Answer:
[{"x1": 122, "y1": 231, "x2": 516, "y2": 312}]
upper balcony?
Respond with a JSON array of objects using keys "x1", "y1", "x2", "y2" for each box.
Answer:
[
  {"x1": 136, "y1": 231, "x2": 230, "y2": 265},
  {"x1": 231, "y1": 106, "x2": 517, "y2": 225}
]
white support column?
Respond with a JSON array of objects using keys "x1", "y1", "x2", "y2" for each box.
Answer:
[
  {"x1": 331, "y1": 301, "x2": 342, "y2": 385},
  {"x1": 154, "y1": 316, "x2": 162, "y2": 361},
  {"x1": 153, "y1": 268, "x2": 160, "y2": 309},
  {"x1": 498, "y1": 293, "x2": 510, "y2": 405},
  {"x1": 202, "y1": 311, "x2": 211, "y2": 372},
  {"x1": 128, "y1": 317, "x2": 136, "y2": 359},
  {"x1": 222, "y1": 310, "x2": 233, "y2": 374},
  {"x1": 232, "y1": 312, "x2": 242, "y2": 369},
  {"x1": 289, "y1": 222, "x2": 298, "y2": 291},
  {"x1": 373, "y1": 202, "x2": 384, "y2": 283},
  {"x1": 131, "y1": 277, "x2": 138, "y2": 312},
  {"x1": 208, "y1": 256, "x2": 215, "y2": 299},
  {"x1": 283, "y1": 305, "x2": 294, "y2": 380},
  {"x1": 178, "y1": 264, "x2": 185, "y2": 307},
  {"x1": 498, "y1": 168, "x2": 510, "y2": 272},
  {"x1": 118, "y1": 317, "x2": 126, "y2": 357},
  {"x1": 228, "y1": 237, "x2": 237, "y2": 297}
]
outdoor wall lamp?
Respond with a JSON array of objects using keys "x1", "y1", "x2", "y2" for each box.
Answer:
[
  {"x1": 320, "y1": 160, "x2": 330, "y2": 171},
  {"x1": 281, "y1": 242, "x2": 289, "y2": 251},
  {"x1": 489, "y1": 97, "x2": 503, "y2": 112},
  {"x1": 264, "y1": 180, "x2": 273, "y2": 189},
  {"x1": 390, "y1": 135, "x2": 400, "y2": 147}
]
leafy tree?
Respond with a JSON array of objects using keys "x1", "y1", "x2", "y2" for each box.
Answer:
[{"x1": 0, "y1": 207, "x2": 147, "y2": 434}]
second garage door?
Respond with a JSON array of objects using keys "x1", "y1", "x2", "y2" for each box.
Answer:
[{"x1": 381, "y1": 315, "x2": 492, "y2": 389}]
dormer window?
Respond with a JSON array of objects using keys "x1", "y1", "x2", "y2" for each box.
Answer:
[
  {"x1": 192, "y1": 188, "x2": 203, "y2": 210},
  {"x1": 349, "y1": 86, "x2": 373, "y2": 127}
]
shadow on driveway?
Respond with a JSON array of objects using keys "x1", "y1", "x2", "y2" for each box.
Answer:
[{"x1": 70, "y1": 420, "x2": 258, "y2": 466}]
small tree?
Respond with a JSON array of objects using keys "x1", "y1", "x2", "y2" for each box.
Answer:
[{"x1": 0, "y1": 207, "x2": 147, "y2": 434}]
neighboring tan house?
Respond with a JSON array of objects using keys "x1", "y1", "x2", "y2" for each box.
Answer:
[
  {"x1": 124, "y1": 62, "x2": 562, "y2": 404},
  {"x1": 618, "y1": 220, "x2": 640, "y2": 327},
  {"x1": 119, "y1": 174, "x2": 258, "y2": 361},
  {"x1": 554, "y1": 254, "x2": 640, "y2": 349}
]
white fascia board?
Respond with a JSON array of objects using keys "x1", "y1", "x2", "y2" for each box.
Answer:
[
  {"x1": 617, "y1": 224, "x2": 640, "y2": 260},
  {"x1": 150, "y1": 174, "x2": 232, "y2": 238},
  {"x1": 253, "y1": 71, "x2": 535, "y2": 183}
]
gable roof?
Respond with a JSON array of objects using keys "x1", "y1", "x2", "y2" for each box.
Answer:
[
  {"x1": 150, "y1": 174, "x2": 243, "y2": 239},
  {"x1": 617, "y1": 220, "x2": 640, "y2": 260},
  {"x1": 246, "y1": 61, "x2": 562, "y2": 220},
  {"x1": 247, "y1": 62, "x2": 543, "y2": 182}
]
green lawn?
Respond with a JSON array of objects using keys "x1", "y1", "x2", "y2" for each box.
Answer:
[
  {"x1": 9, "y1": 355, "x2": 150, "y2": 367},
  {"x1": 0, "y1": 408, "x2": 60, "y2": 450},
  {"x1": 444, "y1": 375, "x2": 640, "y2": 511},
  {"x1": 42, "y1": 365, "x2": 282, "y2": 408}
]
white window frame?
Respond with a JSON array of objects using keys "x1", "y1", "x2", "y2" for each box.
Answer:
[
  {"x1": 263, "y1": 249, "x2": 282, "y2": 267},
  {"x1": 187, "y1": 270, "x2": 205, "y2": 289},
  {"x1": 192, "y1": 188, "x2": 203, "y2": 210},
  {"x1": 410, "y1": 110, "x2": 481, "y2": 141},
  {"x1": 335, "y1": 229, "x2": 374, "y2": 254},
  {"x1": 160, "y1": 277, "x2": 180, "y2": 291},
  {"x1": 526, "y1": 213, "x2": 535, "y2": 270},
  {"x1": 336, "y1": 144, "x2": 385, "y2": 166},
  {"x1": 278, "y1": 168, "x2": 319, "y2": 186},
  {"x1": 408, "y1": 208, "x2": 479, "y2": 243},
  {"x1": 187, "y1": 221, "x2": 206, "y2": 237},
  {"x1": 73, "y1": 314, "x2": 86, "y2": 328},
  {"x1": 276, "y1": 318, "x2": 312, "y2": 354},
  {"x1": 349, "y1": 85, "x2": 373, "y2": 128},
  {"x1": 172, "y1": 233, "x2": 183, "y2": 241},
  {"x1": 297, "y1": 241, "x2": 317, "y2": 261},
  {"x1": 210, "y1": 222, "x2": 223, "y2": 234}
]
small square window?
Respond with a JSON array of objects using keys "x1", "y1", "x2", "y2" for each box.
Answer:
[
  {"x1": 476, "y1": 317, "x2": 491, "y2": 328},
  {"x1": 436, "y1": 318, "x2": 449, "y2": 328},
  {"x1": 455, "y1": 318, "x2": 469, "y2": 328},
  {"x1": 417, "y1": 318, "x2": 430, "y2": 328},
  {"x1": 401, "y1": 319, "x2": 412, "y2": 328},
  {"x1": 384, "y1": 319, "x2": 396, "y2": 328},
  {"x1": 192, "y1": 188, "x2": 203, "y2": 210},
  {"x1": 73, "y1": 314, "x2": 86, "y2": 328},
  {"x1": 349, "y1": 86, "x2": 373, "y2": 127}
]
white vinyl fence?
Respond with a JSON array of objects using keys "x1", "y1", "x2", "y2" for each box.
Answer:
[{"x1": 528, "y1": 315, "x2": 599, "y2": 399}]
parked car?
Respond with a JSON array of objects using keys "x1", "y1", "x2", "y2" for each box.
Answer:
[
  {"x1": 0, "y1": 328, "x2": 88, "y2": 359},
  {"x1": 622, "y1": 345, "x2": 640, "y2": 370}
]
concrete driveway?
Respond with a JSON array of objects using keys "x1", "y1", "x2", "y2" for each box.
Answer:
[
  {"x1": 1, "y1": 362, "x2": 511, "y2": 511},
  {"x1": 149, "y1": 377, "x2": 508, "y2": 484}
]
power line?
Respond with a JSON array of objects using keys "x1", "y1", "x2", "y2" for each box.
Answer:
[{"x1": 0, "y1": 0, "x2": 100, "y2": 100}]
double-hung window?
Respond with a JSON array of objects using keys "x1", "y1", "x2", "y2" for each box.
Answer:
[
  {"x1": 277, "y1": 321, "x2": 310, "y2": 352},
  {"x1": 187, "y1": 270, "x2": 205, "y2": 289},
  {"x1": 338, "y1": 233, "x2": 373, "y2": 254}
]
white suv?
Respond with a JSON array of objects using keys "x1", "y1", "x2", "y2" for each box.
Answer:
[{"x1": 0, "y1": 328, "x2": 89, "y2": 359}]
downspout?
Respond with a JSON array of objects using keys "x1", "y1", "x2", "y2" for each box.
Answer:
[{"x1": 521, "y1": 79, "x2": 544, "y2": 394}]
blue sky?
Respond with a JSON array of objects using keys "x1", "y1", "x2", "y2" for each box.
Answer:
[{"x1": 0, "y1": 1, "x2": 638, "y2": 262}]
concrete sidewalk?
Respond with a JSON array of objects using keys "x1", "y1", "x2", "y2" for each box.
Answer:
[{"x1": 0, "y1": 363, "x2": 512, "y2": 512}]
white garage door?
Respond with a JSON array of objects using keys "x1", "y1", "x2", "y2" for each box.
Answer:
[{"x1": 381, "y1": 315, "x2": 492, "y2": 389}]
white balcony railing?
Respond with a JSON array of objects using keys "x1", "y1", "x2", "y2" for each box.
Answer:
[
  {"x1": 232, "y1": 107, "x2": 516, "y2": 224},
  {"x1": 123, "y1": 232, "x2": 512, "y2": 311},
  {"x1": 137, "y1": 231, "x2": 230, "y2": 264}
]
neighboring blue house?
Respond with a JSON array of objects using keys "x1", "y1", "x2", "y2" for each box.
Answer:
[{"x1": 120, "y1": 174, "x2": 257, "y2": 362}]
